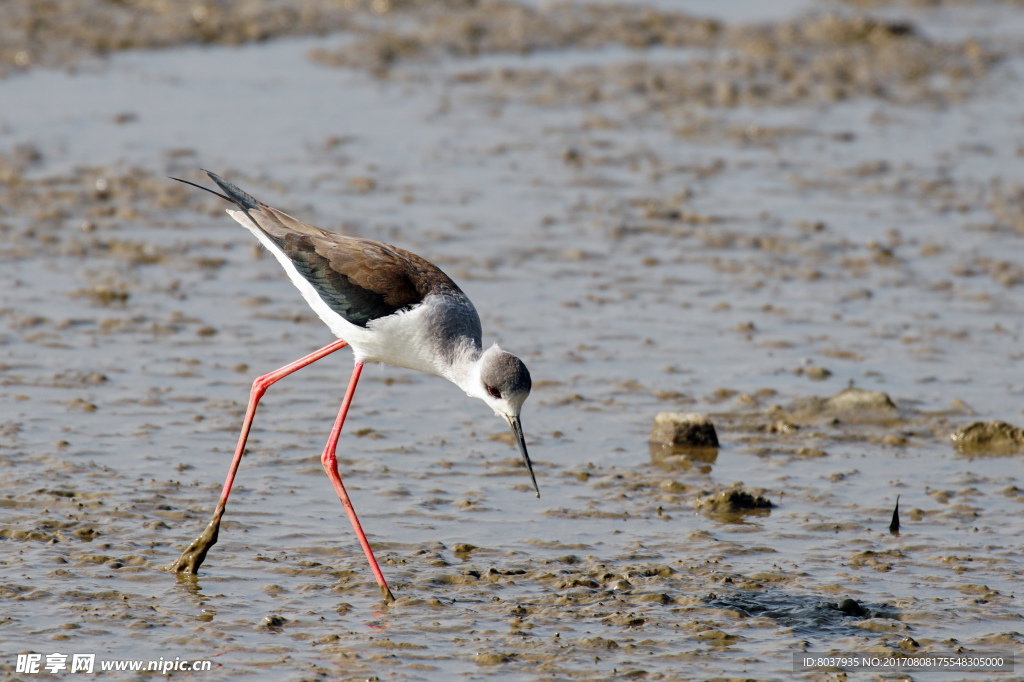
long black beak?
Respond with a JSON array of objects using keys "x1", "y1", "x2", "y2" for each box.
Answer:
[{"x1": 509, "y1": 415, "x2": 539, "y2": 498}]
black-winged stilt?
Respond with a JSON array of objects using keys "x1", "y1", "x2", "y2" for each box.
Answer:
[{"x1": 169, "y1": 171, "x2": 536, "y2": 602}]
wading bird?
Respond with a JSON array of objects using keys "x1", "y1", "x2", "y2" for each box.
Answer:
[{"x1": 169, "y1": 171, "x2": 537, "y2": 602}]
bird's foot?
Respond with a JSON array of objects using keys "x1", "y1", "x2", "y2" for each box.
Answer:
[{"x1": 167, "y1": 517, "x2": 220, "y2": 574}]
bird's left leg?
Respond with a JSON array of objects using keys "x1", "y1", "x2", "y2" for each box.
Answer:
[{"x1": 320, "y1": 361, "x2": 395, "y2": 603}]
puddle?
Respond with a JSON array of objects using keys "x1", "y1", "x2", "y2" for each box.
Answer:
[{"x1": 2, "y1": 0, "x2": 1024, "y2": 679}]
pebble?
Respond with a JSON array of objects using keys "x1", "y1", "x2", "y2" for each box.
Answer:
[
  {"x1": 697, "y1": 489, "x2": 773, "y2": 512},
  {"x1": 259, "y1": 615, "x2": 286, "y2": 629},
  {"x1": 649, "y1": 412, "x2": 719, "y2": 447},
  {"x1": 824, "y1": 387, "x2": 897, "y2": 413},
  {"x1": 837, "y1": 598, "x2": 869, "y2": 617}
]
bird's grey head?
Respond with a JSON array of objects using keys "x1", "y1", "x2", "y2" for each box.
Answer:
[
  {"x1": 479, "y1": 346, "x2": 531, "y2": 415},
  {"x1": 477, "y1": 345, "x2": 538, "y2": 496}
]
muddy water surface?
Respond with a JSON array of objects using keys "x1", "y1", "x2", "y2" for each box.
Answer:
[{"x1": 2, "y1": 1, "x2": 1024, "y2": 680}]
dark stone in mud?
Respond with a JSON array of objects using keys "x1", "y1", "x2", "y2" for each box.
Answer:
[
  {"x1": 697, "y1": 489, "x2": 773, "y2": 514},
  {"x1": 718, "y1": 489, "x2": 772, "y2": 511},
  {"x1": 259, "y1": 614, "x2": 286, "y2": 630},
  {"x1": 704, "y1": 591, "x2": 898, "y2": 632},
  {"x1": 899, "y1": 636, "x2": 921, "y2": 651},
  {"x1": 951, "y1": 420, "x2": 1024, "y2": 454},
  {"x1": 650, "y1": 412, "x2": 719, "y2": 447},
  {"x1": 837, "y1": 598, "x2": 869, "y2": 617},
  {"x1": 474, "y1": 652, "x2": 511, "y2": 666}
]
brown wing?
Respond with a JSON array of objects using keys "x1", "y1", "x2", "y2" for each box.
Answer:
[
  {"x1": 204, "y1": 171, "x2": 462, "y2": 326},
  {"x1": 257, "y1": 205, "x2": 461, "y2": 327}
]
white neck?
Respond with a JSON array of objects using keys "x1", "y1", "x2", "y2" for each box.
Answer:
[{"x1": 441, "y1": 344, "x2": 487, "y2": 400}]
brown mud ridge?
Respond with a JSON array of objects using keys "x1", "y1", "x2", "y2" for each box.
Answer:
[
  {"x1": 3, "y1": 0, "x2": 717, "y2": 76},
  {"x1": 310, "y1": 4, "x2": 998, "y2": 109},
  {"x1": 1, "y1": 0, "x2": 420, "y2": 74},
  {"x1": 5, "y1": 0, "x2": 1003, "y2": 113}
]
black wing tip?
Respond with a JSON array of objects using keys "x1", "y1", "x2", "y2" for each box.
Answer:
[{"x1": 201, "y1": 170, "x2": 262, "y2": 212}]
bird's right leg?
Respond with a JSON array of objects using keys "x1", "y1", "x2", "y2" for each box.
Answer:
[{"x1": 169, "y1": 338, "x2": 350, "y2": 575}]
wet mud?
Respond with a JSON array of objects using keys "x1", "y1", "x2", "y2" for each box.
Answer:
[
  {"x1": 1, "y1": 0, "x2": 457, "y2": 76},
  {"x1": 3, "y1": 0, "x2": 1024, "y2": 679}
]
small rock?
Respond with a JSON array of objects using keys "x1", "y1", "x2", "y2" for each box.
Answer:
[
  {"x1": 659, "y1": 480, "x2": 687, "y2": 493},
  {"x1": 951, "y1": 421, "x2": 1024, "y2": 453},
  {"x1": 898, "y1": 636, "x2": 921, "y2": 651},
  {"x1": 312, "y1": 634, "x2": 341, "y2": 645},
  {"x1": 67, "y1": 398, "x2": 98, "y2": 412},
  {"x1": 697, "y1": 489, "x2": 773, "y2": 512},
  {"x1": 650, "y1": 412, "x2": 719, "y2": 447},
  {"x1": 578, "y1": 636, "x2": 619, "y2": 649},
  {"x1": 259, "y1": 615, "x2": 286, "y2": 629},
  {"x1": 825, "y1": 387, "x2": 897, "y2": 413},
  {"x1": 765, "y1": 420, "x2": 799, "y2": 434},
  {"x1": 837, "y1": 598, "x2": 869, "y2": 617},
  {"x1": 474, "y1": 652, "x2": 510, "y2": 666},
  {"x1": 799, "y1": 366, "x2": 832, "y2": 381}
]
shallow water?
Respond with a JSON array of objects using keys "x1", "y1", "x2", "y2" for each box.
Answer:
[{"x1": 2, "y1": 1, "x2": 1024, "y2": 680}]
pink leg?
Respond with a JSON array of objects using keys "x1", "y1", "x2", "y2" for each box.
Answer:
[
  {"x1": 321, "y1": 362, "x2": 395, "y2": 603},
  {"x1": 171, "y1": 338, "x2": 350, "y2": 574}
]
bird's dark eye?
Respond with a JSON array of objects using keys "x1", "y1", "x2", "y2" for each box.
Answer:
[{"x1": 486, "y1": 385, "x2": 501, "y2": 399}]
